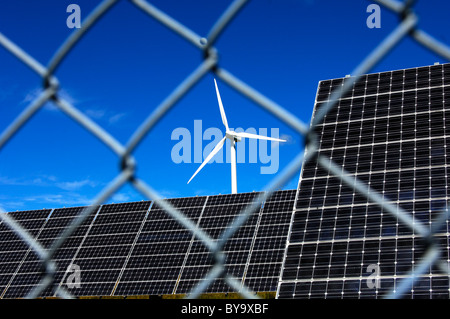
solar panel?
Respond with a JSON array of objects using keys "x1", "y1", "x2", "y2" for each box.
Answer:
[
  {"x1": 244, "y1": 190, "x2": 296, "y2": 292},
  {"x1": 277, "y1": 63, "x2": 450, "y2": 299},
  {"x1": 174, "y1": 192, "x2": 262, "y2": 294},
  {"x1": 2, "y1": 206, "x2": 101, "y2": 298},
  {"x1": 113, "y1": 190, "x2": 297, "y2": 296},
  {"x1": 0, "y1": 209, "x2": 52, "y2": 298},
  {"x1": 114, "y1": 196, "x2": 206, "y2": 296},
  {"x1": 56, "y1": 201, "x2": 151, "y2": 297},
  {"x1": 1, "y1": 189, "x2": 297, "y2": 298}
]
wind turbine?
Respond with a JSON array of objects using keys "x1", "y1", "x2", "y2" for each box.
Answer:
[{"x1": 187, "y1": 79, "x2": 286, "y2": 194}]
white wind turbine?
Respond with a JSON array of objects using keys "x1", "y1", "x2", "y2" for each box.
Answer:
[{"x1": 187, "y1": 79, "x2": 286, "y2": 194}]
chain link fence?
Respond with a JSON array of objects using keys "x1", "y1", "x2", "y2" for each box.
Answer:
[{"x1": 0, "y1": 0, "x2": 449, "y2": 299}]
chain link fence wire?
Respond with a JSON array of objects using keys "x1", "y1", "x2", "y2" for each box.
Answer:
[{"x1": 0, "y1": 0, "x2": 449, "y2": 299}]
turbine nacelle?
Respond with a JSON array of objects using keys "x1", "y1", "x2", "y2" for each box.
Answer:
[{"x1": 225, "y1": 131, "x2": 242, "y2": 142}]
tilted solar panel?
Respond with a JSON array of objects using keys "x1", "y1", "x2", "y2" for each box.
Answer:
[
  {"x1": 113, "y1": 197, "x2": 199, "y2": 296},
  {"x1": 244, "y1": 189, "x2": 296, "y2": 293},
  {"x1": 174, "y1": 192, "x2": 262, "y2": 294},
  {"x1": 1, "y1": 190, "x2": 297, "y2": 298},
  {"x1": 0, "y1": 209, "x2": 52, "y2": 298},
  {"x1": 277, "y1": 63, "x2": 450, "y2": 299},
  {"x1": 55, "y1": 201, "x2": 151, "y2": 297},
  {"x1": 3, "y1": 206, "x2": 101, "y2": 298}
]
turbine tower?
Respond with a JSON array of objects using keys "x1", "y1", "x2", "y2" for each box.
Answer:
[{"x1": 187, "y1": 79, "x2": 286, "y2": 194}]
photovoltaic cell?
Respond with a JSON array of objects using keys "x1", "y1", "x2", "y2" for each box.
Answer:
[{"x1": 277, "y1": 63, "x2": 450, "y2": 299}]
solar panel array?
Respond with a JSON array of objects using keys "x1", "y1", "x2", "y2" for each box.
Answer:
[
  {"x1": 277, "y1": 63, "x2": 450, "y2": 299},
  {"x1": 0, "y1": 190, "x2": 296, "y2": 298}
]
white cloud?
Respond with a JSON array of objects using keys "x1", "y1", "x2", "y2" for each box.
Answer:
[
  {"x1": 0, "y1": 176, "x2": 48, "y2": 187},
  {"x1": 85, "y1": 108, "x2": 126, "y2": 125},
  {"x1": 0, "y1": 175, "x2": 99, "y2": 191},
  {"x1": 108, "y1": 112, "x2": 126, "y2": 125},
  {"x1": 85, "y1": 109, "x2": 106, "y2": 119},
  {"x1": 20, "y1": 87, "x2": 82, "y2": 114},
  {"x1": 56, "y1": 179, "x2": 98, "y2": 191},
  {"x1": 158, "y1": 189, "x2": 180, "y2": 199},
  {"x1": 23, "y1": 193, "x2": 93, "y2": 207},
  {"x1": 20, "y1": 86, "x2": 128, "y2": 126},
  {"x1": 0, "y1": 175, "x2": 102, "y2": 211},
  {"x1": 21, "y1": 87, "x2": 42, "y2": 105},
  {"x1": 22, "y1": 87, "x2": 52, "y2": 110},
  {"x1": 111, "y1": 193, "x2": 130, "y2": 203},
  {"x1": 0, "y1": 201, "x2": 25, "y2": 211}
]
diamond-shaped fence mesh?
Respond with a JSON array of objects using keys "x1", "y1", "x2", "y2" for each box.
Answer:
[{"x1": 0, "y1": 0, "x2": 449, "y2": 299}]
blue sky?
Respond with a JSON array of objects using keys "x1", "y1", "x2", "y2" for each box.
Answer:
[{"x1": 0, "y1": 0, "x2": 449, "y2": 212}]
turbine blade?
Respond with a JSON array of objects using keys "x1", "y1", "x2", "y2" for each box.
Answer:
[
  {"x1": 214, "y1": 78, "x2": 229, "y2": 131},
  {"x1": 187, "y1": 136, "x2": 227, "y2": 184},
  {"x1": 234, "y1": 131, "x2": 286, "y2": 142}
]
